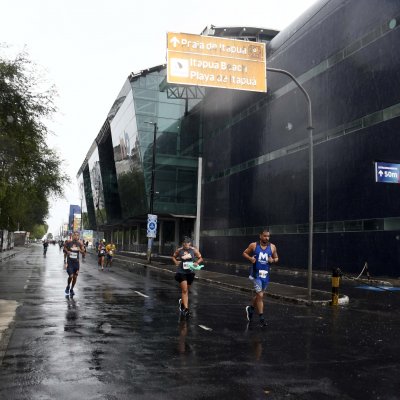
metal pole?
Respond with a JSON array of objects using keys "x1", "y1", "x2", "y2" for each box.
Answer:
[
  {"x1": 267, "y1": 67, "x2": 314, "y2": 301},
  {"x1": 145, "y1": 121, "x2": 158, "y2": 263},
  {"x1": 150, "y1": 122, "x2": 157, "y2": 215},
  {"x1": 194, "y1": 157, "x2": 203, "y2": 248}
]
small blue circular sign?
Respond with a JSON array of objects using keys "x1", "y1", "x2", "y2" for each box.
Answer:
[{"x1": 149, "y1": 222, "x2": 156, "y2": 230}]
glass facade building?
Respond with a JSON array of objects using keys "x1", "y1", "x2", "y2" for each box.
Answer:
[
  {"x1": 77, "y1": 0, "x2": 400, "y2": 276},
  {"x1": 110, "y1": 67, "x2": 201, "y2": 219},
  {"x1": 78, "y1": 66, "x2": 202, "y2": 252}
]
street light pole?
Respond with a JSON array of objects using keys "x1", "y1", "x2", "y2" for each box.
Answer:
[
  {"x1": 149, "y1": 122, "x2": 157, "y2": 215},
  {"x1": 267, "y1": 67, "x2": 314, "y2": 302},
  {"x1": 145, "y1": 121, "x2": 158, "y2": 263}
]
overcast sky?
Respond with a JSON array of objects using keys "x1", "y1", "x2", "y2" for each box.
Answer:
[{"x1": 0, "y1": 0, "x2": 319, "y2": 235}]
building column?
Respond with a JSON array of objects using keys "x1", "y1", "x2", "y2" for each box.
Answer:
[
  {"x1": 174, "y1": 219, "x2": 180, "y2": 247},
  {"x1": 158, "y1": 220, "x2": 163, "y2": 255}
]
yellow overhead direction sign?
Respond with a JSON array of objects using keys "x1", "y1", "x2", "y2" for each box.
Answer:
[{"x1": 167, "y1": 32, "x2": 267, "y2": 92}]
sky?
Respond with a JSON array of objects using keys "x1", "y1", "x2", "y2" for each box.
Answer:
[{"x1": 0, "y1": 0, "x2": 319, "y2": 236}]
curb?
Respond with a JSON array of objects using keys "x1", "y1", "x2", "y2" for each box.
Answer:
[{"x1": 0, "y1": 252, "x2": 17, "y2": 263}]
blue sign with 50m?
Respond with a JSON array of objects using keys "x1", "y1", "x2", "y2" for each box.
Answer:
[{"x1": 375, "y1": 162, "x2": 400, "y2": 184}]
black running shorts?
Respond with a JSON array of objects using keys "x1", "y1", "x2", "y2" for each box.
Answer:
[
  {"x1": 66, "y1": 259, "x2": 80, "y2": 276},
  {"x1": 174, "y1": 272, "x2": 195, "y2": 285}
]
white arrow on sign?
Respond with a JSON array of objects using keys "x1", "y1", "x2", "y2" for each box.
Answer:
[
  {"x1": 170, "y1": 36, "x2": 180, "y2": 48},
  {"x1": 378, "y1": 170, "x2": 383, "y2": 176}
]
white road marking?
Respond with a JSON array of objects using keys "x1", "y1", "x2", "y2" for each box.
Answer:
[
  {"x1": 134, "y1": 291, "x2": 149, "y2": 298},
  {"x1": 198, "y1": 325, "x2": 213, "y2": 331}
]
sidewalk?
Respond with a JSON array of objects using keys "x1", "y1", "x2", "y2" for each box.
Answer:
[
  {"x1": 114, "y1": 252, "x2": 349, "y2": 306},
  {"x1": 0, "y1": 248, "x2": 19, "y2": 263}
]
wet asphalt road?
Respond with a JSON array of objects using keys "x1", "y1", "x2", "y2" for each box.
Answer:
[{"x1": 0, "y1": 245, "x2": 399, "y2": 400}]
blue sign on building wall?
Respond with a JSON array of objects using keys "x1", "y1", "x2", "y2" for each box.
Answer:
[{"x1": 375, "y1": 162, "x2": 400, "y2": 184}]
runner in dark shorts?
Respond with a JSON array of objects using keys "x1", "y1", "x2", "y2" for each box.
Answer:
[
  {"x1": 63, "y1": 231, "x2": 85, "y2": 296},
  {"x1": 172, "y1": 237, "x2": 204, "y2": 318},
  {"x1": 98, "y1": 239, "x2": 106, "y2": 270}
]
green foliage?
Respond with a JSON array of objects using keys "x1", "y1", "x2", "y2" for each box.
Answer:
[
  {"x1": 0, "y1": 47, "x2": 70, "y2": 231},
  {"x1": 30, "y1": 223, "x2": 48, "y2": 239}
]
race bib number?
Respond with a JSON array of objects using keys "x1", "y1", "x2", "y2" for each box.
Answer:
[
  {"x1": 183, "y1": 262, "x2": 191, "y2": 270},
  {"x1": 69, "y1": 252, "x2": 78, "y2": 259},
  {"x1": 259, "y1": 270, "x2": 268, "y2": 279}
]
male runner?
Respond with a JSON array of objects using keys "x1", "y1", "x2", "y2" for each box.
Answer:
[
  {"x1": 172, "y1": 237, "x2": 203, "y2": 318},
  {"x1": 82, "y1": 240, "x2": 86, "y2": 261},
  {"x1": 105, "y1": 240, "x2": 116, "y2": 269},
  {"x1": 242, "y1": 229, "x2": 278, "y2": 326},
  {"x1": 98, "y1": 239, "x2": 106, "y2": 270},
  {"x1": 63, "y1": 241, "x2": 68, "y2": 265},
  {"x1": 43, "y1": 239, "x2": 49, "y2": 256},
  {"x1": 64, "y1": 231, "x2": 85, "y2": 296}
]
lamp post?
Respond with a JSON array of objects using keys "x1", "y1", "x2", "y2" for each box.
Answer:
[
  {"x1": 267, "y1": 67, "x2": 314, "y2": 302},
  {"x1": 144, "y1": 121, "x2": 158, "y2": 263}
]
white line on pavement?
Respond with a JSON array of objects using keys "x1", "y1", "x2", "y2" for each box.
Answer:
[
  {"x1": 134, "y1": 291, "x2": 149, "y2": 298},
  {"x1": 198, "y1": 325, "x2": 213, "y2": 331}
]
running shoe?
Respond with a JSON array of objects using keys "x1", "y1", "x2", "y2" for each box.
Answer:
[
  {"x1": 65, "y1": 287, "x2": 70, "y2": 295},
  {"x1": 245, "y1": 306, "x2": 254, "y2": 321},
  {"x1": 181, "y1": 308, "x2": 191, "y2": 318},
  {"x1": 69, "y1": 289, "x2": 75, "y2": 296},
  {"x1": 259, "y1": 318, "x2": 267, "y2": 327}
]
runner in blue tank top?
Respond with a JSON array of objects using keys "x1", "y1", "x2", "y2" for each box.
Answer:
[{"x1": 242, "y1": 229, "x2": 279, "y2": 326}]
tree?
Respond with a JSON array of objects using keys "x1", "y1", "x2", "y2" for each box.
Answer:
[
  {"x1": 0, "y1": 47, "x2": 69, "y2": 231},
  {"x1": 30, "y1": 224, "x2": 48, "y2": 240}
]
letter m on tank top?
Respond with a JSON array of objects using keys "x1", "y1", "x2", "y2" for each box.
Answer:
[{"x1": 258, "y1": 252, "x2": 268, "y2": 263}]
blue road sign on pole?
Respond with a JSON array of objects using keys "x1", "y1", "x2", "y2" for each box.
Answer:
[
  {"x1": 375, "y1": 162, "x2": 400, "y2": 184},
  {"x1": 147, "y1": 214, "x2": 157, "y2": 238}
]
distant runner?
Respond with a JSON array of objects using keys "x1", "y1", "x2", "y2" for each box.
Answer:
[
  {"x1": 98, "y1": 239, "x2": 106, "y2": 270},
  {"x1": 242, "y1": 229, "x2": 278, "y2": 327},
  {"x1": 63, "y1": 241, "x2": 68, "y2": 265},
  {"x1": 105, "y1": 241, "x2": 116, "y2": 269},
  {"x1": 64, "y1": 231, "x2": 85, "y2": 296},
  {"x1": 43, "y1": 239, "x2": 49, "y2": 256},
  {"x1": 82, "y1": 241, "x2": 87, "y2": 262}
]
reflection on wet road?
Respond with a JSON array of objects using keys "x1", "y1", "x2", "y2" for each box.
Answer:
[{"x1": 0, "y1": 245, "x2": 399, "y2": 399}]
